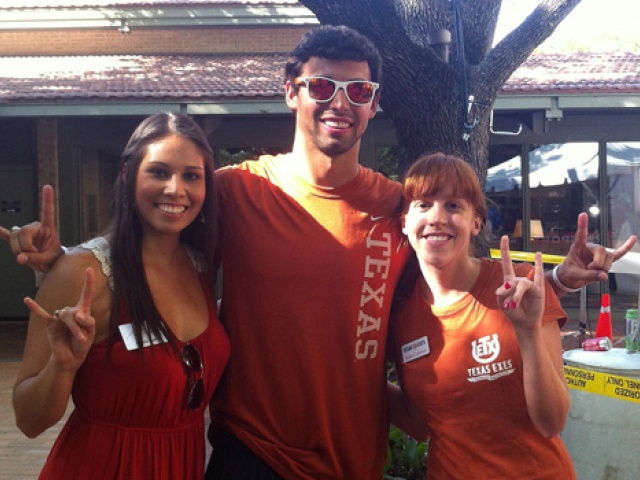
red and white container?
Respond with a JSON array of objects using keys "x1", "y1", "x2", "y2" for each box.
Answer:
[{"x1": 582, "y1": 336, "x2": 612, "y2": 351}]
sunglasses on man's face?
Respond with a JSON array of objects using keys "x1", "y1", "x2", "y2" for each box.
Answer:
[
  {"x1": 182, "y1": 343, "x2": 204, "y2": 410},
  {"x1": 293, "y1": 76, "x2": 379, "y2": 106}
]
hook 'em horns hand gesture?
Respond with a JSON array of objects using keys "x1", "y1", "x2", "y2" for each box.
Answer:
[{"x1": 0, "y1": 185, "x2": 63, "y2": 272}]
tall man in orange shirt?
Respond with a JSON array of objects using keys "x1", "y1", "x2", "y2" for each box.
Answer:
[
  {"x1": 2, "y1": 25, "x2": 635, "y2": 480},
  {"x1": 206, "y1": 26, "x2": 410, "y2": 478}
]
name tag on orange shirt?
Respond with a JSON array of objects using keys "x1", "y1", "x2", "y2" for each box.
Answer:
[{"x1": 401, "y1": 336, "x2": 430, "y2": 363}]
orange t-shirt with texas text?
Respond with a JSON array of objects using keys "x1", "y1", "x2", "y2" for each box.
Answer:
[{"x1": 212, "y1": 154, "x2": 410, "y2": 479}]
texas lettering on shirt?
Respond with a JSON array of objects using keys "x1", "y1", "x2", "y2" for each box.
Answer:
[{"x1": 355, "y1": 232, "x2": 393, "y2": 360}]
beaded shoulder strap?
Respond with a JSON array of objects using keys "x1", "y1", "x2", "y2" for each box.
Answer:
[{"x1": 79, "y1": 236, "x2": 114, "y2": 291}]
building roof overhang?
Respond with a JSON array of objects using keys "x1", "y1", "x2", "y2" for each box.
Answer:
[
  {"x1": 495, "y1": 93, "x2": 640, "y2": 121},
  {"x1": 1, "y1": 48, "x2": 640, "y2": 120}
]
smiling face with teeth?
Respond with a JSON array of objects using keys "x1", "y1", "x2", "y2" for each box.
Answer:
[
  {"x1": 402, "y1": 154, "x2": 487, "y2": 273},
  {"x1": 403, "y1": 188, "x2": 482, "y2": 271},
  {"x1": 286, "y1": 57, "x2": 379, "y2": 161},
  {"x1": 134, "y1": 133, "x2": 206, "y2": 237}
]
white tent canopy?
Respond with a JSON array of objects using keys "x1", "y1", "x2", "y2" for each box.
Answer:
[{"x1": 486, "y1": 142, "x2": 640, "y2": 193}]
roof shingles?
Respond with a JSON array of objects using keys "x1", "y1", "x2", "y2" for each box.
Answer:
[
  {"x1": 0, "y1": 54, "x2": 286, "y2": 102},
  {"x1": 503, "y1": 52, "x2": 640, "y2": 95},
  {"x1": 1, "y1": 52, "x2": 639, "y2": 103}
]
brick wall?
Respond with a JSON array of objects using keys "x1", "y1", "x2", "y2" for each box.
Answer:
[{"x1": 0, "y1": 25, "x2": 311, "y2": 56}]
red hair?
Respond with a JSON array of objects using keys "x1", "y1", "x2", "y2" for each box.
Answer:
[{"x1": 402, "y1": 152, "x2": 487, "y2": 223}]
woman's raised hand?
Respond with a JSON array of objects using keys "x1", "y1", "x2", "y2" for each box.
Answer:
[
  {"x1": 24, "y1": 267, "x2": 96, "y2": 372},
  {"x1": 495, "y1": 235, "x2": 544, "y2": 331}
]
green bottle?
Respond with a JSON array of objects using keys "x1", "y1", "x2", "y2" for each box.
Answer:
[{"x1": 625, "y1": 308, "x2": 639, "y2": 353}]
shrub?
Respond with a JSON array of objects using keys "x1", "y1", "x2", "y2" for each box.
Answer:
[{"x1": 384, "y1": 425, "x2": 428, "y2": 480}]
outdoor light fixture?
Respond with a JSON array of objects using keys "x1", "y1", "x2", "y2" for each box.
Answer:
[
  {"x1": 427, "y1": 29, "x2": 451, "y2": 62},
  {"x1": 118, "y1": 20, "x2": 131, "y2": 35}
]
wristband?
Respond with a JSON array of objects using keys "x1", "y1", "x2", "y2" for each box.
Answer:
[{"x1": 552, "y1": 265, "x2": 582, "y2": 293}]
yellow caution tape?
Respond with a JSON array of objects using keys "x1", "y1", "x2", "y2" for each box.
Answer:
[
  {"x1": 489, "y1": 249, "x2": 565, "y2": 265},
  {"x1": 563, "y1": 365, "x2": 640, "y2": 404}
]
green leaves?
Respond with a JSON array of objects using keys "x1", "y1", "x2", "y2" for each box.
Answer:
[{"x1": 384, "y1": 425, "x2": 429, "y2": 479}]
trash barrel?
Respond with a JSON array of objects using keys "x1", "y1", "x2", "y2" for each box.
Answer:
[{"x1": 562, "y1": 348, "x2": 640, "y2": 480}]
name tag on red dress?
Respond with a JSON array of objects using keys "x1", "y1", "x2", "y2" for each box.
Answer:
[{"x1": 119, "y1": 323, "x2": 168, "y2": 351}]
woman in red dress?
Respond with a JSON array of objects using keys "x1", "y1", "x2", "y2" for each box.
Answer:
[{"x1": 12, "y1": 112, "x2": 230, "y2": 479}]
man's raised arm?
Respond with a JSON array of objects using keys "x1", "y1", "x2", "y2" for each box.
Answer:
[
  {"x1": 0, "y1": 185, "x2": 64, "y2": 273},
  {"x1": 546, "y1": 212, "x2": 637, "y2": 297}
]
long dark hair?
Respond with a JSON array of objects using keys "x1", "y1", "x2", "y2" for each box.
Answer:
[{"x1": 107, "y1": 112, "x2": 217, "y2": 351}]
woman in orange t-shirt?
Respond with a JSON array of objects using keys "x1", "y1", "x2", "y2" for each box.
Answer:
[{"x1": 388, "y1": 152, "x2": 576, "y2": 479}]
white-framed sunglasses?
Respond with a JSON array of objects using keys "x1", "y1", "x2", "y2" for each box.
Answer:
[{"x1": 293, "y1": 76, "x2": 379, "y2": 106}]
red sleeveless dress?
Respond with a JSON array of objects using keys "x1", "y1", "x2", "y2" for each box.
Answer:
[{"x1": 38, "y1": 272, "x2": 230, "y2": 479}]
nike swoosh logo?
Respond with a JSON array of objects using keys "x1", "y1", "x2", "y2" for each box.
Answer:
[{"x1": 370, "y1": 215, "x2": 385, "y2": 222}]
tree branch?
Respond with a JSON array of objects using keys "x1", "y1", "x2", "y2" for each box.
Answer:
[
  {"x1": 476, "y1": 0, "x2": 582, "y2": 99},
  {"x1": 460, "y1": 0, "x2": 502, "y2": 64}
]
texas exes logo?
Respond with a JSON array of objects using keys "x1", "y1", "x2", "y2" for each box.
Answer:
[{"x1": 467, "y1": 334, "x2": 514, "y2": 383}]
